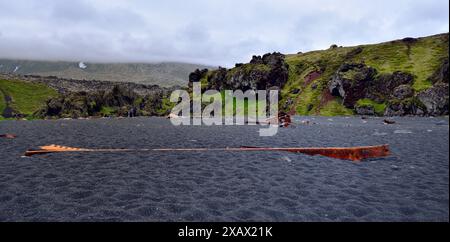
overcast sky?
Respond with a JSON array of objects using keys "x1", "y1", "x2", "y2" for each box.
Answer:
[{"x1": 0, "y1": 0, "x2": 448, "y2": 67}]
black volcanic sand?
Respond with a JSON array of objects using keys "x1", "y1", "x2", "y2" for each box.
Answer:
[{"x1": 0, "y1": 116, "x2": 448, "y2": 221}]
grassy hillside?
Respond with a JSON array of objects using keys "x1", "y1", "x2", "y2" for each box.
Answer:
[
  {"x1": 0, "y1": 60, "x2": 212, "y2": 87},
  {"x1": 0, "y1": 89, "x2": 5, "y2": 116},
  {"x1": 282, "y1": 33, "x2": 448, "y2": 116},
  {"x1": 0, "y1": 79, "x2": 58, "y2": 118}
]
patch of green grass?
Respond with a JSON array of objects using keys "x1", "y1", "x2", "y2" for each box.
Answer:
[
  {"x1": 319, "y1": 99, "x2": 354, "y2": 116},
  {"x1": 0, "y1": 89, "x2": 5, "y2": 116},
  {"x1": 202, "y1": 91, "x2": 266, "y2": 117},
  {"x1": 227, "y1": 64, "x2": 271, "y2": 78},
  {"x1": 100, "y1": 106, "x2": 116, "y2": 116},
  {"x1": 0, "y1": 79, "x2": 58, "y2": 117},
  {"x1": 356, "y1": 98, "x2": 386, "y2": 115},
  {"x1": 353, "y1": 34, "x2": 448, "y2": 91},
  {"x1": 155, "y1": 96, "x2": 176, "y2": 116}
]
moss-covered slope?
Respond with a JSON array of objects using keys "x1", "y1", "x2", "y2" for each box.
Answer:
[
  {"x1": 282, "y1": 33, "x2": 448, "y2": 116},
  {"x1": 0, "y1": 79, "x2": 58, "y2": 119}
]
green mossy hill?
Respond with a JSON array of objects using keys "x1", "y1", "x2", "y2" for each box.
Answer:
[
  {"x1": 281, "y1": 33, "x2": 448, "y2": 116},
  {"x1": 189, "y1": 33, "x2": 449, "y2": 116},
  {"x1": 0, "y1": 77, "x2": 176, "y2": 119},
  {"x1": 36, "y1": 85, "x2": 175, "y2": 119},
  {"x1": 0, "y1": 79, "x2": 58, "y2": 119},
  {"x1": 189, "y1": 34, "x2": 448, "y2": 116}
]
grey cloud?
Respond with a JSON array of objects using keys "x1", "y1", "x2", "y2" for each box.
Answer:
[{"x1": 0, "y1": 0, "x2": 448, "y2": 67}]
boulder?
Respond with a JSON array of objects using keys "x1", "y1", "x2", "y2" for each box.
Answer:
[
  {"x1": 355, "y1": 105, "x2": 375, "y2": 116},
  {"x1": 391, "y1": 85, "x2": 414, "y2": 99},
  {"x1": 329, "y1": 44, "x2": 338, "y2": 49},
  {"x1": 207, "y1": 67, "x2": 228, "y2": 90},
  {"x1": 417, "y1": 83, "x2": 449, "y2": 116},
  {"x1": 384, "y1": 97, "x2": 426, "y2": 116},
  {"x1": 250, "y1": 55, "x2": 264, "y2": 64},
  {"x1": 368, "y1": 71, "x2": 414, "y2": 102},
  {"x1": 328, "y1": 63, "x2": 377, "y2": 108},
  {"x1": 188, "y1": 68, "x2": 208, "y2": 82},
  {"x1": 291, "y1": 88, "x2": 301, "y2": 94},
  {"x1": 207, "y1": 52, "x2": 289, "y2": 91}
]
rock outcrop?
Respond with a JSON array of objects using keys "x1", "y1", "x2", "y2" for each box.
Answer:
[
  {"x1": 36, "y1": 85, "x2": 173, "y2": 119},
  {"x1": 385, "y1": 57, "x2": 449, "y2": 116},
  {"x1": 328, "y1": 62, "x2": 449, "y2": 116},
  {"x1": 193, "y1": 52, "x2": 289, "y2": 91},
  {"x1": 328, "y1": 63, "x2": 378, "y2": 108},
  {"x1": 355, "y1": 105, "x2": 375, "y2": 116},
  {"x1": 368, "y1": 72, "x2": 414, "y2": 102},
  {"x1": 430, "y1": 58, "x2": 449, "y2": 84},
  {"x1": 416, "y1": 83, "x2": 449, "y2": 116},
  {"x1": 384, "y1": 97, "x2": 426, "y2": 116}
]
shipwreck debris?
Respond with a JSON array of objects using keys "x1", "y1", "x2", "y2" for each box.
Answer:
[
  {"x1": 24, "y1": 144, "x2": 390, "y2": 161},
  {"x1": 383, "y1": 119, "x2": 396, "y2": 125},
  {"x1": 0, "y1": 134, "x2": 17, "y2": 139}
]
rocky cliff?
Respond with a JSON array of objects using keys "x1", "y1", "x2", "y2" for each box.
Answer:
[
  {"x1": 0, "y1": 73, "x2": 175, "y2": 119},
  {"x1": 189, "y1": 33, "x2": 449, "y2": 116}
]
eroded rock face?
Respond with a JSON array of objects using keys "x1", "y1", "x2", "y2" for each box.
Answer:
[
  {"x1": 368, "y1": 72, "x2": 414, "y2": 102},
  {"x1": 417, "y1": 83, "x2": 449, "y2": 116},
  {"x1": 201, "y1": 52, "x2": 289, "y2": 91},
  {"x1": 391, "y1": 85, "x2": 414, "y2": 100},
  {"x1": 430, "y1": 58, "x2": 449, "y2": 84},
  {"x1": 384, "y1": 97, "x2": 426, "y2": 116},
  {"x1": 188, "y1": 68, "x2": 209, "y2": 83},
  {"x1": 328, "y1": 63, "x2": 377, "y2": 108},
  {"x1": 329, "y1": 63, "x2": 418, "y2": 115},
  {"x1": 37, "y1": 85, "x2": 170, "y2": 118},
  {"x1": 207, "y1": 67, "x2": 228, "y2": 90},
  {"x1": 355, "y1": 106, "x2": 375, "y2": 116}
]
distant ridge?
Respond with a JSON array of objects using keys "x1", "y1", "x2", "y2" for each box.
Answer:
[{"x1": 0, "y1": 59, "x2": 213, "y2": 87}]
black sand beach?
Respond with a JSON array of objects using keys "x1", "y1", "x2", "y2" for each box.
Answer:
[{"x1": 0, "y1": 117, "x2": 448, "y2": 221}]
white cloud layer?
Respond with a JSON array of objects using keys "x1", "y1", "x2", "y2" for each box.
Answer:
[{"x1": 0, "y1": 0, "x2": 448, "y2": 66}]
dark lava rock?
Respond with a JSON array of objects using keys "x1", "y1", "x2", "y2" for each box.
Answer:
[
  {"x1": 291, "y1": 88, "x2": 301, "y2": 94},
  {"x1": 37, "y1": 85, "x2": 169, "y2": 118},
  {"x1": 391, "y1": 85, "x2": 414, "y2": 100},
  {"x1": 429, "y1": 58, "x2": 449, "y2": 84},
  {"x1": 384, "y1": 119, "x2": 396, "y2": 124},
  {"x1": 102, "y1": 85, "x2": 137, "y2": 107},
  {"x1": 206, "y1": 67, "x2": 228, "y2": 90},
  {"x1": 329, "y1": 62, "x2": 416, "y2": 112},
  {"x1": 250, "y1": 55, "x2": 264, "y2": 64},
  {"x1": 345, "y1": 47, "x2": 363, "y2": 59},
  {"x1": 328, "y1": 63, "x2": 378, "y2": 108},
  {"x1": 188, "y1": 68, "x2": 208, "y2": 82},
  {"x1": 401, "y1": 37, "x2": 417, "y2": 44},
  {"x1": 417, "y1": 83, "x2": 449, "y2": 116},
  {"x1": 205, "y1": 52, "x2": 289, "y2": 91},
  {"x1": 355, "y1": 105, "x2": 375, "y2": 116},
  {"x1": 384, "y1": 97, "x2": 426, "y2": 116},
  {"x1": 368, "y1": 71, "x2": 414, "y2": 102}
]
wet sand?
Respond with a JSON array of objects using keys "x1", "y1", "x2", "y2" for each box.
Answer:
[{"x1": 0, "y1": 116, "x2": 448, "y2": 221}]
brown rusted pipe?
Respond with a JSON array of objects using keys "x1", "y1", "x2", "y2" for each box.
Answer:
[{"x1": 24, "y1": 144, "x2": 390, "y2": 161}]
